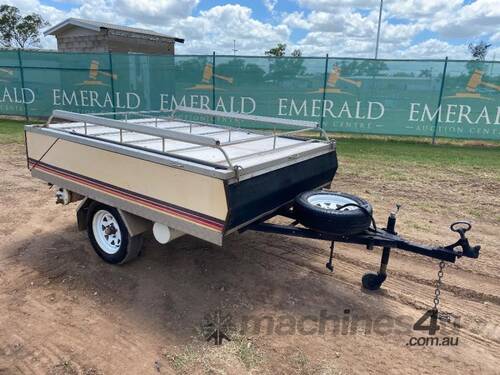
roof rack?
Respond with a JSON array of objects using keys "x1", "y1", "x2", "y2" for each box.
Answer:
[{"x1": 46, "y1": 107, "x2": 332, "y2": 173}]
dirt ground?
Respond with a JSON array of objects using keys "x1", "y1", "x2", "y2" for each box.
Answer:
[{"x1": 0, "y1": 143, "x2": 499, "y2": 374}]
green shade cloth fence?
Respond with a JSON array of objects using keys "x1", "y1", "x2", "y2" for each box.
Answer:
[{"x1": 1, "y1": 50, "x2": 499, "y2": 140}]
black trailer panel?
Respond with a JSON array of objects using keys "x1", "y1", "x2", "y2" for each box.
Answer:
[{"x1": 224, "y1": 150, "x2": 338, "y2": 233}]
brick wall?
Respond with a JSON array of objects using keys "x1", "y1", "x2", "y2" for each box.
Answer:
[{"x1": 55, "y1": 29, "x2": 175, "y2": 54}]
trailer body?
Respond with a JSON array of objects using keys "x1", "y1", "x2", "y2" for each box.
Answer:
[
  {"x1": 24, "y1": 107, "x2": 480, "y2": 291},
  {"x1": 25, "y1": 107, "x2": 337, "y2": 245}
]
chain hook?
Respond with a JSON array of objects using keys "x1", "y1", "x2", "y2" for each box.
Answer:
[{"x1": 433, "y1": 260, "x2": 446, "y2": 313}]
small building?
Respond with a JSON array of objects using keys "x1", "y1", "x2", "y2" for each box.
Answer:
[{"x1": 44, "y1": 18, "x2": 184, "y2": 54}]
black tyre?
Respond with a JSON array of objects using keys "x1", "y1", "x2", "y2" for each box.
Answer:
[
  {"x1": 294, "y1": 191, "x2": 372, "y2": 235},
  {"x1": 87, "y1": 202, "x2": 143, "y2": 264},
  {"x1": 361, "y1": 272, "x2": 386, "y2": 291}
]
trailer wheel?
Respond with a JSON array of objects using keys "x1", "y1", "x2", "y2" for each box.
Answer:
[
  {"x1": 87, "y1": 202, "x2": 143, "y2": 264},
  {"x1": 361, "y1": 272, "x2": 386, "y2": 291},
  {"x1": 293, "y1": 191, "x2": 372, "y2": 235}
]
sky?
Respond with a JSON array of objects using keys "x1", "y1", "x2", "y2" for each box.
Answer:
[{"x1": 10, "y1": 0, "x2": 500, "y2": 59}]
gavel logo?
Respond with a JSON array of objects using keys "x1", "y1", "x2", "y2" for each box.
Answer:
[
  {"x1": 328, "y1": 66, "x2": 362, "y2": 89},
  {"x1": 187, "y1": 63, "x2": 234, "y2": 91},
  {"x1": 0, "y1": 68, "x2": 14, "y2": 82},
  {"x1": 310, "y1": 65, "x2": 362, "y2": 95},
  {"x1": 78, "y1": 60, "x2": 118, "y2": 86},
  {"x1": 445, "y1": 69, "x2": 500, "y2": 100},
  {"x1": 202, "y1": 64, "x2": 234, "y2": 84}
]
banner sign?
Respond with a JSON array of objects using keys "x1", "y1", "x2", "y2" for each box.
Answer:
[{"x1": 1, "y1": 51, "x2": 499, "y2": 140}]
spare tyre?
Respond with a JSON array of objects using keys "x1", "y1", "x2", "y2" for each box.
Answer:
[{"x1": 294, "y1": 191, "x2": 372, "y2": 235}]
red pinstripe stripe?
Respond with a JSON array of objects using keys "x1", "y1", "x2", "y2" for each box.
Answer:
[{"x1": 30, "y1": 161, "x2": 224, "y2": 231}]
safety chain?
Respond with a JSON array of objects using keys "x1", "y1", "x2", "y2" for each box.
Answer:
[{"x1": 432, "y1": 261, "x2": 446, "y2": 313}]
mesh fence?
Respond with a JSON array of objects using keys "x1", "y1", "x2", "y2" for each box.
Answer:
[{"x1": 1, "y1": 50, "x2": 499, "y2": 140}]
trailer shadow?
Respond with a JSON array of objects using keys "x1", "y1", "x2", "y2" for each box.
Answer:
[{"x1": 4, "y1": 223, "x2": 397, "y2": 344}]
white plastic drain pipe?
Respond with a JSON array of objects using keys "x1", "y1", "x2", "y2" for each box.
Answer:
[{"x1": 152, "y1": 222, "x2": 184, "y2": 244}]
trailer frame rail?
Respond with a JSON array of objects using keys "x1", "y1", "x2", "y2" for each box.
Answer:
[{"x1": 243, "y1": 206, "x2": 480, "y2": 289}]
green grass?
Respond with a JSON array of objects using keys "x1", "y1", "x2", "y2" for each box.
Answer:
[
  {"x1": 2, "y1": 118, "x2": 498, "y2": 174},
  {"x1": 0, "y1": 119, "x2": 27, "y2": 144},
  {"x1": 336, "y1": 137, "x2": 500, "y2": 171}
]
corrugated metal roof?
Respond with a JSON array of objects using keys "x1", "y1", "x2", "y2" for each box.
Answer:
[{"x1": 44, "y1": 18, "x2": 184, "y2": 43}]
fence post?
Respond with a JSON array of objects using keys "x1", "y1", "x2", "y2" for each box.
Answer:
[
  {"x1": 432, "y1": 56, "x2": 448, "y2": 145},
  {"x1": 319, "y1": 54, "x2": 329, "y2": 129},
  {"x1": 108, "y1": 51, "x2": 116, "y2": 118},
  {"x1": 212, "y1": 51, "x2": 216, "y2": 124},
  {"x1": 17, "y1": 49, "x2": 29, "y2": 121}
]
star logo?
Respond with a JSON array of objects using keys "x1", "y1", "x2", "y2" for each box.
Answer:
[{"x1": 200, "y1": 309, "x2": 234, "y2": 345}]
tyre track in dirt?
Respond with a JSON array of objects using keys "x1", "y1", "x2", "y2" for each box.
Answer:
[
  {"x1": 248, "y1": 227, "x2": 500, "y2": 306},
  {"x1": 0, "y1": 278, "x2": 158, "y2": 374},
  {"x1": 234, "y1": 231, "x2": 500, "y2": 348},
  {"x1": 230, "y1": 235, "x2": 500, "y2": 374},
  {"x1": 2, "y1": 143, "x2": 500, "y2": 374},
  {"x1": 234, "y1": 228, "x2": 500, "y2": 334},
  {"x1": 243, "y1": 240, "x2": 500, "y2": 353}
]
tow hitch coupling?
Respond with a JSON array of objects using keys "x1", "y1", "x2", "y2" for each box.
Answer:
[{"x1": 446, "y1": 221, "x2": 480, "y2": 259}]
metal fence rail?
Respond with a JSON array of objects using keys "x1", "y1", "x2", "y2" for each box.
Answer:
[{"x1": 1, "y1": 49, "x2": 499, "y2": 141}]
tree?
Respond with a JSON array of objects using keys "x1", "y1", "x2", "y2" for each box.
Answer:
[
  {"x1": 418, "y1": 68, "x2": 432, "y2": 78},
  {"x1": 466, "y1": 40, "x2": 492, "y2": 75},
  {"x1": 468, "y1": 41, "x2": 491, "y2": 61},
  {"x1": 265, "y1": 43, "x2": 286, "y2": 57},
  {"x1": 338, "y1": 60, "x2": 360, "y2": 76},
  {"x1": 265, "y1": 43, "x2": 303, "y2": 58},
  {"x1": 356, "y1": 60, "x2": 388, "y2": 76},
  {"x1": 0, "y1": 5, "x2": 48, "y2": 48},
  {"x1": 215, "y1": 58, "x2": 266, "y2": 84},
  {"x1": 264, "y1": 43, "x2": 305, "y2": 82},
  {"x1": 176, "y1": 57, "x2": 207, "y2": 83}
]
